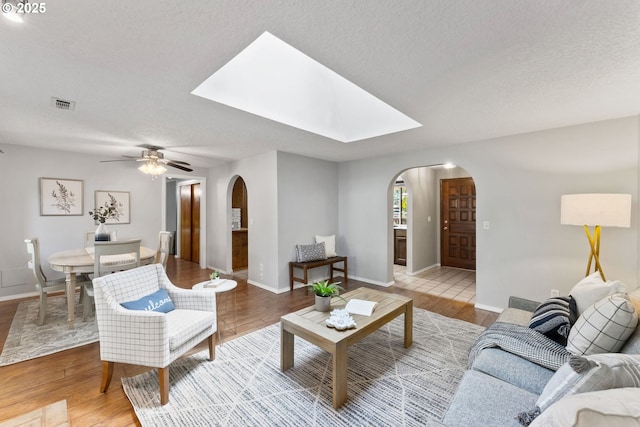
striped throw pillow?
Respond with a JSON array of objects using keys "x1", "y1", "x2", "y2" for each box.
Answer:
[{"x1": 529, "y1": 296, "x2": 578, "y2": 346}]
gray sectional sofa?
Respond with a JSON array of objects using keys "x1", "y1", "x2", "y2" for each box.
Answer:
[{"x1": 443, "y1": 295, "x2": 640, "y2": 426}]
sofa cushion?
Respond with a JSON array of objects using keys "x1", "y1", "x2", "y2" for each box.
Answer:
[
  {"x1": 530, "y1": 388, "x2": 640, "y2": 427},
  {"x1": 498, "y1": 307, "x2": 533, "y2": 326},
  {"x1": 443, "y1": 370, "x2": 538, "y2": 427},
  {"x1": 529, "y1": 296, "x2": 578, "y2": 345},
  {"x1": 166, "y1": 309, "x2": 216, "y2": 351},
  {"x1": 471, "y1": 348, "x2": 555, "y2": 395},
  {"x1": 569, "y1": 272, "x2": 627, "y2": 315},
  {"x1": 566, "y1": 293, "x2": 638, "y2": 355},
  {"x1": 518, "y1": 353, "x2": 640, "y2": 425}
]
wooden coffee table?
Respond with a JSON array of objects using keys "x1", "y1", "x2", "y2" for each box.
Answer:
[{"x1": 280, "y1": 287, "x2": 413, "y2": 408}]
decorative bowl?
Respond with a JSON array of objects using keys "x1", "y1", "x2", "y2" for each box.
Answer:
[{"x1": 325, "y1": 308, "x2": 356, "y2": 330}]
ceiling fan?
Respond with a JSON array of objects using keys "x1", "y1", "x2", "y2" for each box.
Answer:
[{"x1": 101, "y1": 145, "x2": 193, "y2": 172}]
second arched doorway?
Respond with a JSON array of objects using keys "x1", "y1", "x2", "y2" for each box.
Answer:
[{"x1": 231, "y1": 176, "x2": 248, "y2": 271}]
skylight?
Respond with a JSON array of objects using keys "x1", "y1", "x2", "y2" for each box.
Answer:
[{"x1": 191, "y1": 32, "x2": 421, "y2": 143}]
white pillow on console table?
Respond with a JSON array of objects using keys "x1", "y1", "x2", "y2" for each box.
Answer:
[
  {"x1": 315, "y1": 235, "x2": 336, "y2": 258},
  {"x1": 569, "y1": 272, "x2": 627, "y2": 315}
]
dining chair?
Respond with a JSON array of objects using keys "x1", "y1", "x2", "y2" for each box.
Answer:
[
  {"x1": 154, "y1": 231, "x2": 173, "y2": 269},
  {"x1": 84, "y1": 230, "x2": 118, "y2": 248},
  {"x1": 24, "y1": 237, "x2": 89, "y2": 326},
  {"x1": 83, "y1": 238, "x2": 141, "y2": 321}
]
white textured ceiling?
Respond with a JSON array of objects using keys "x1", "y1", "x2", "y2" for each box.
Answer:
[{"x1": 1, "y1": 1, "x2": 639, "y2": 168}]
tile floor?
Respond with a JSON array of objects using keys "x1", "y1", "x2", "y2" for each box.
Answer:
[{"x1": 393, "y1": 264, "x2": 476, "y2": 304}]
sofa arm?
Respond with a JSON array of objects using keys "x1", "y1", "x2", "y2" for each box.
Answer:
[{"x1": 509, "y1": 296, "x2": 540, "y2": 313}]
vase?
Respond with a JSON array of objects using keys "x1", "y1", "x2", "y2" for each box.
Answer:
[
  {"x1": 315, "y1": 295, "x2": 331, "y2": 312},
  {"x1": 95, "y1": 223, "x2": 111, "y2": 241}
]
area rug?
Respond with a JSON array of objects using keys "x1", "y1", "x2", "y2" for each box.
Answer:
[
  {"x1": 0, "y1": 295, "x2": 98, "y2": 366},
  {"x1": 123, "y1": 308, "x2": 485, "y2": 426}
]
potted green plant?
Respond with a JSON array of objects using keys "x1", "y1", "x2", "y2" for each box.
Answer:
[
  {"x1": 306, "y1": 280, "x2": 344, "y2": 312},
  {"x1": 209, "y1": 270, "x2": 221, "y2": 285}
]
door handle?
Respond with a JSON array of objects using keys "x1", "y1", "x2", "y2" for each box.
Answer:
[{"x1": 443, "y1": 227, "x2": 448, "y2": 230}]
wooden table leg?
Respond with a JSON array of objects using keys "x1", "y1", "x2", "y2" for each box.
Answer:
[
  {"x1": 333, "y1": 341, "x2": 348, "y2": 408},
  {"x1": 281, "y1": 324, "x2": 294, "y2": 371},
  {"x1": 66, "y1": 272, "x2": 76, "y2": 329},
  {"x1": 404, "y1": 301, "x2": 413, "y2": 348},
  {"x1": 343, "y1": 258, "x2": 348, "y2": 283},
  {"x1": 289, "y1": 263, "x2": 294, "y2": 291}
]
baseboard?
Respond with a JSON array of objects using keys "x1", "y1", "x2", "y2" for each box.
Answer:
[
  {"x1": 206, "y1": 265, "x2": 230, "y2": 275},
  {"x1": 407, "y1": 263, "x2": 440, "y2": 276},
  {"x1": 474, "y1": 303, "x2": 503, "y2": 313},
  {"x1": 247, "y1": 279, "x2": 287, "y2": 294},
  {"x1": 0, "y1": 291, "x2": 39, "y2": 302},
  {"x1": 348, "y1": 275, "x2": 394, "y2": 288}
]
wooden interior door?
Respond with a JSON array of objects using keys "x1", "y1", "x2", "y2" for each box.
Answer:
[
  {"x1": 441, "y1": 177, "x2": 476, "y2": 270},
  {"x1": 179, "y1": 183, "x2": 201, "y2": 263},
  {"x1": 232, "y1": 177, "x2": 248, "y2": 270}
]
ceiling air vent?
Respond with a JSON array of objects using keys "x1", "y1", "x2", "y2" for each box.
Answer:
[{"x1": 51, "y1": 97, "x2": 76, "y2": 111}]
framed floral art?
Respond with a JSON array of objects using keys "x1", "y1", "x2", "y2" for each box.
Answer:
[
  {"x1": 94, "y1": 190, "x2": 130, "y2": 224},
  {"x1": 40, "y1": 178, "x2": 84, "y2": 216}
]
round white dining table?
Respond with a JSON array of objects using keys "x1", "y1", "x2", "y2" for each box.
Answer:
[{"x1": 48, "y1": 246, "x2": 156, "y2": 328}]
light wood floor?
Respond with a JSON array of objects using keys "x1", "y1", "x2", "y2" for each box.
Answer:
[{"x1": 0, "y1": 257, "x2": 498, "y2": 426}]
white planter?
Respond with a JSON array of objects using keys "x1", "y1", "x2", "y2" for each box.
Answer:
[{"x1": 315, "y1": 295, "x2": 331, "y2": 312}]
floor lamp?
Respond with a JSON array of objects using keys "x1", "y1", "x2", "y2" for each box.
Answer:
[{"x1": 560, "y1": 194, "x2": 631, "y2": 282}]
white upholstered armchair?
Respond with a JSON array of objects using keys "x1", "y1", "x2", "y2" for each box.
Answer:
[{"x1": 93, "y1": 263, "x2": 217, "y2": 405}]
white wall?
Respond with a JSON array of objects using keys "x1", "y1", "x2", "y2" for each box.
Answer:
[
  {"x1": 0, "y1": 144, "x2": 210, "y2": 298},
  {"x1": 403, "y1": 167, "x2": 438, "y2": 273},
  {"x1": 340, "y1": 116, "x2": 639, "y2": 310},
  {"x1": 277, "y1": 152, "x2": 339, "y2": 291},
  {"x1": 206, "y1": 151, "x2": 339, "y2": 293},
  {"x1": 206, "y1": 151, "x2": 279, "y2": 290}
]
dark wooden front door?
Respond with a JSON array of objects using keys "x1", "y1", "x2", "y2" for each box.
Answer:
[{"x1": 441, "y1": 177, "x2": 476, "y2": 270}]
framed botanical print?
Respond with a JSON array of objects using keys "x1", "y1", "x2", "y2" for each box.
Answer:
[
  {"x1": 94, "y1": 190, "x2": 130, "y2": 224},
  {"x1": 40, "y1": 178, "x2": 84, "y2": 216}
]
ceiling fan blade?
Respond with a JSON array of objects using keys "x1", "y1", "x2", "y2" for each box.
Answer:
[
  {"x1": 100, "y1": 158, "x2": 139, "y2": 163},
  {"x1": 166, "y1": 161, "x2": 193, "y2": 172},
  {"x1": 166, "y1": 159, "x2": 190, "y2": 165},
  {"x1": 136, "y1": 144, "x2": 165, "y2": 151}
]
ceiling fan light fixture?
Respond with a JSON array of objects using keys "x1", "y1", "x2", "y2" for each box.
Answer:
[
  {"x1": 2, "y1": 0, "x2": 27, "y2": 23},
  {"x1": 138, "y1": 160, "x2": 167, "y2": 177}
]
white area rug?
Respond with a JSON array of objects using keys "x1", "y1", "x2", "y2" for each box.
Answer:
[
  {"x1": 0, "y1": 295, "x2": 98, "y2": 366},
  {"x1": 123, "y1": 308, "x2": 484, "y2": 426}
]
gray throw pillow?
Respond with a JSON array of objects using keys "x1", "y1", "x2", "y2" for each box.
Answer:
[{"x1": 295, "y1": 242, "x2": 326, "y2": 262}]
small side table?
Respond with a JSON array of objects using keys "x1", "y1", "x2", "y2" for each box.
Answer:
[{"x1": 192, "y1": 279, "x2": 238, "y2": 344}]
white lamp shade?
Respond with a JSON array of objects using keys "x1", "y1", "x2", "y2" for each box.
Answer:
[{"x1": 561, "y1": 194, "x2": 631, "y2": 227}]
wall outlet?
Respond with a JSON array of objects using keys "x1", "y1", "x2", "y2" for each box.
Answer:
[
  {"x1": 483, "y1": 221, "x2": 490, "y2": 230},
  {"x1": 550, "y1": 289, "x2": 560, "y2": 297}
]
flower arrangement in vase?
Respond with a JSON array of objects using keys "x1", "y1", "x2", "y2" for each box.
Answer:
[{"x1": 89, "y1": 201, "x2": 120, "y2": 241}]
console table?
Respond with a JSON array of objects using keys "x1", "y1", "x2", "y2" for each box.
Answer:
[{"x1": 289, "y1": 256, "x2": 348, "y2": 291}]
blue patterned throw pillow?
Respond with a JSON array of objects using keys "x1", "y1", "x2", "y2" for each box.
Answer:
[
  {"x1": 295, "y1": 242, "x2": 327, "y2": 262},
  {"x1": 121, "y1": 288, "x2": 176, "y2": 313},
  {"x1": 529, "y1": 296, "x2": 578, "y2": 345}
]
